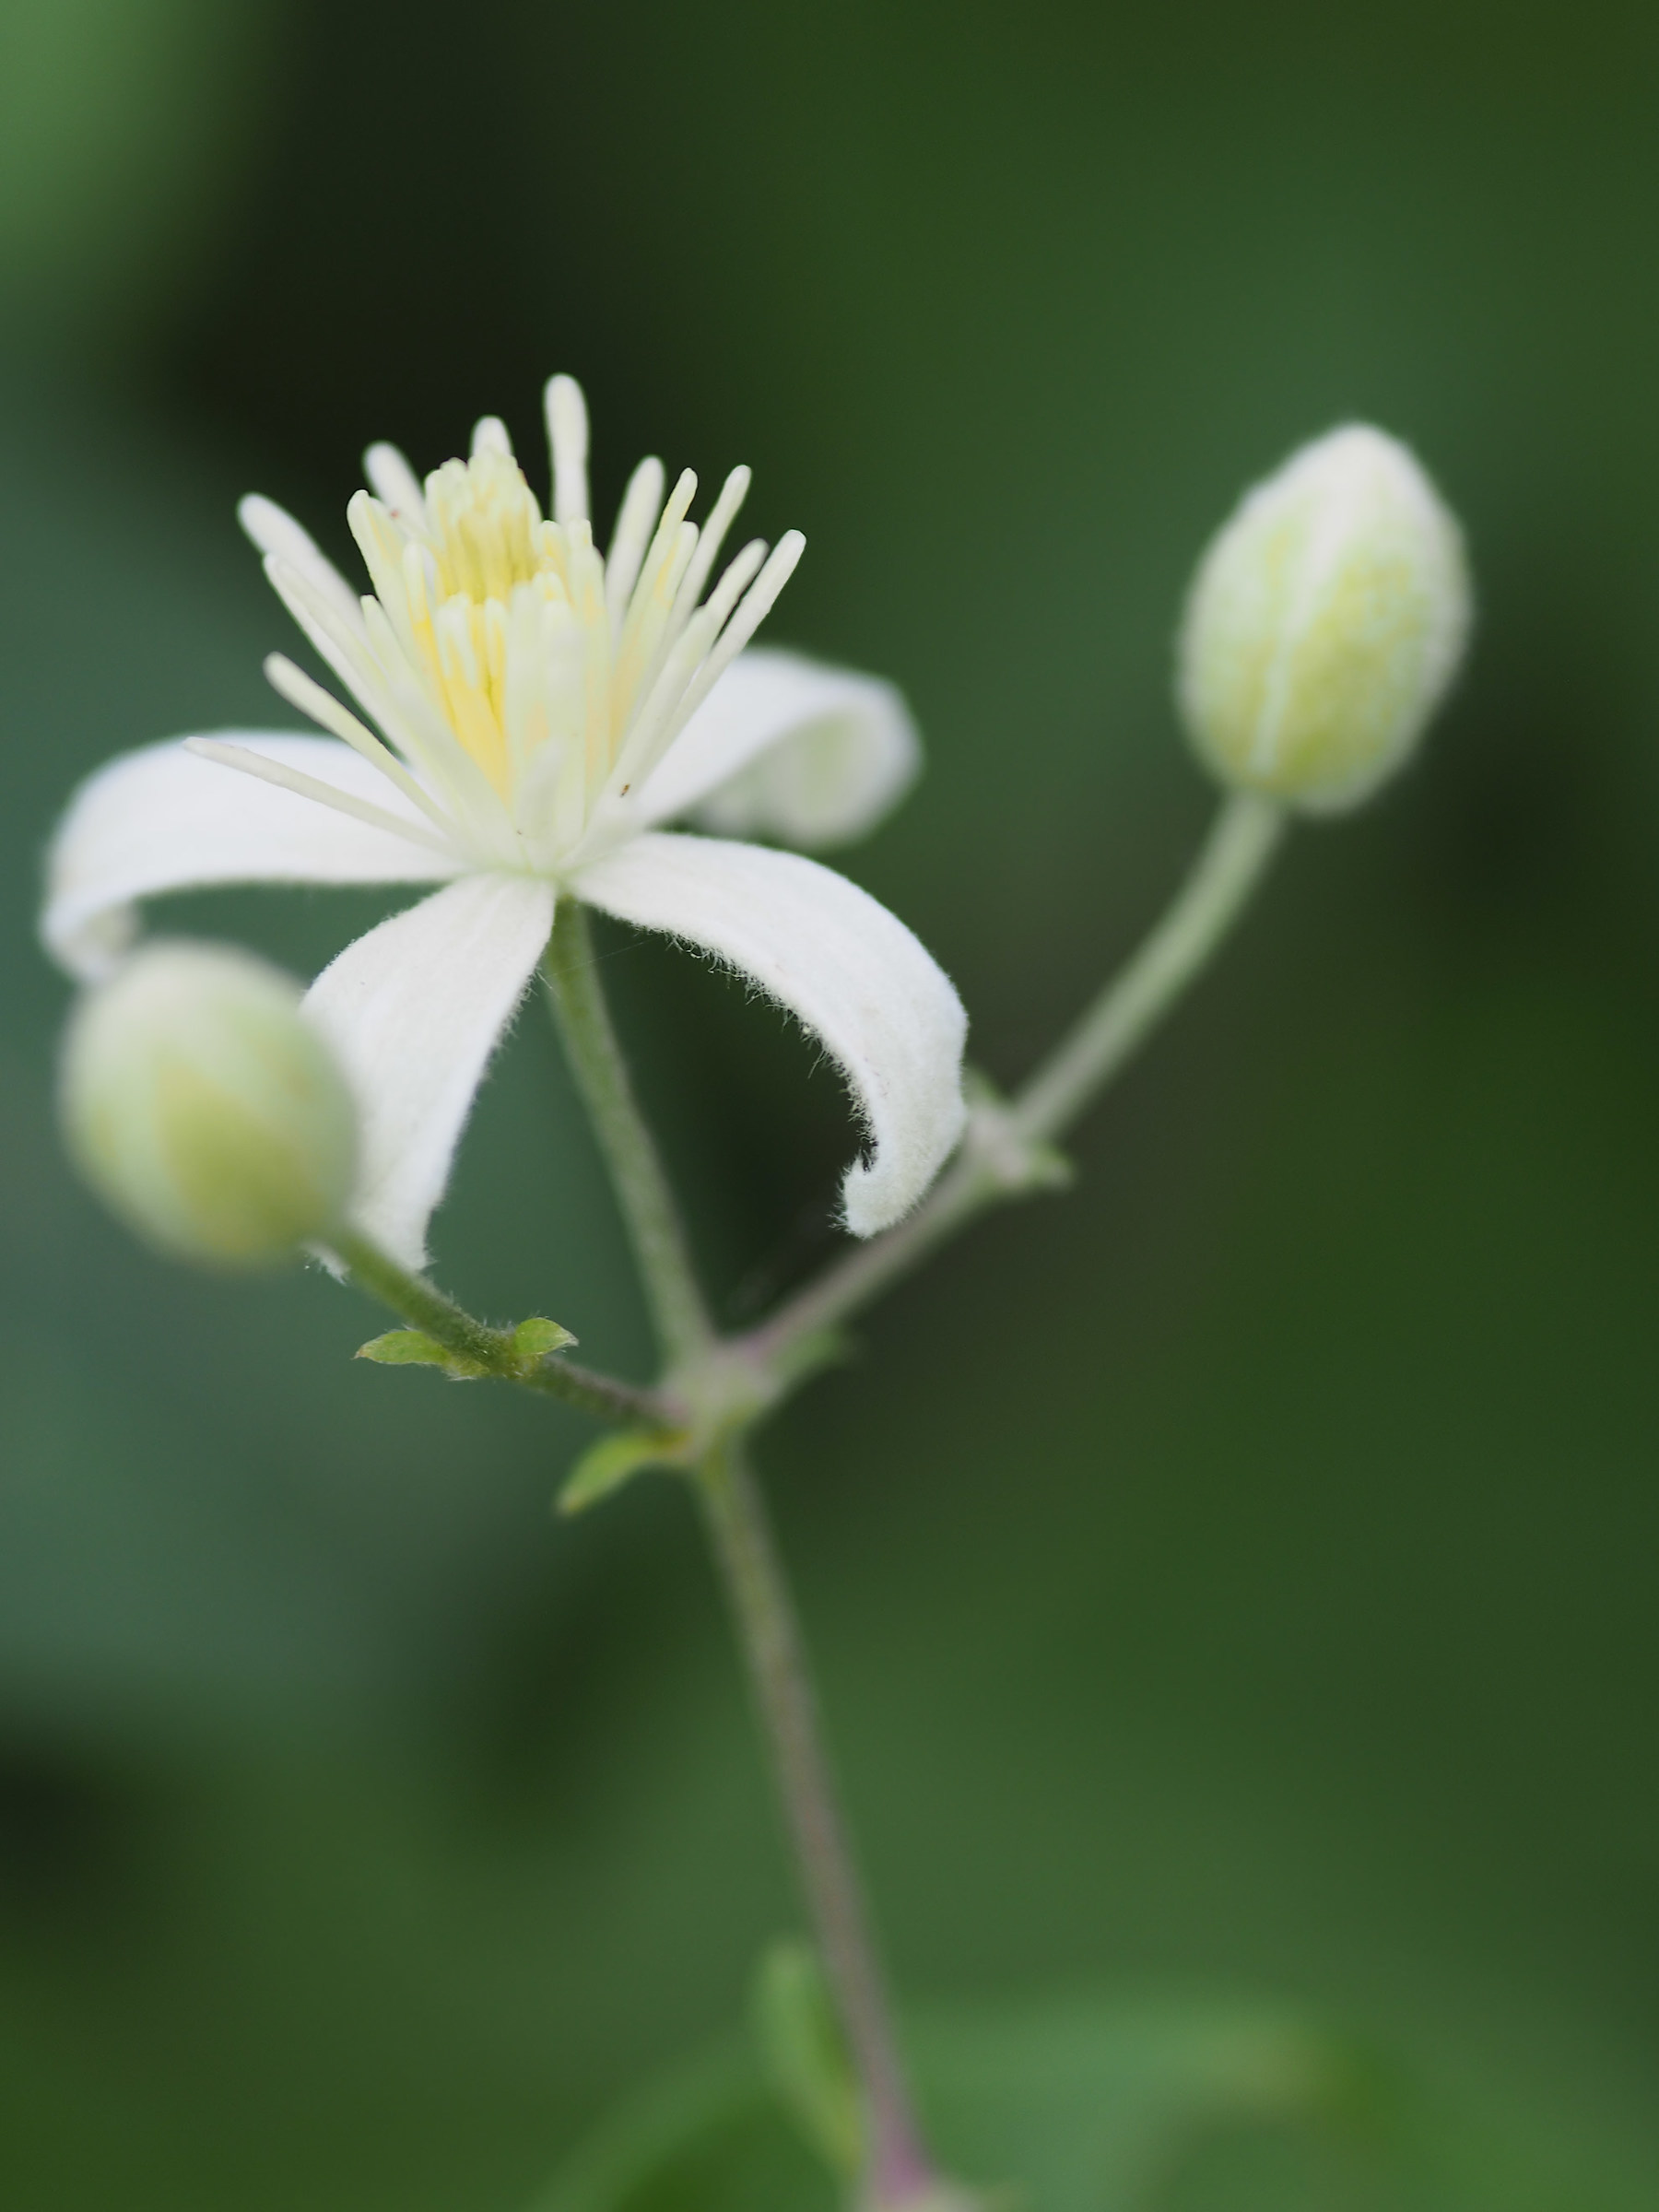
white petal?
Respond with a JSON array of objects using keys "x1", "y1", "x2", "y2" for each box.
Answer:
[
  {"x1": 42, "y1": 736, "x2": 465, "y2": 981},
  {"x1": 637, "y1": 648, "x2": 922, "y2": 849},
  {"x1": 305, "y1": 875, "x2": 556, "y2": 1270},
  {"x1": 571, "y1": 833, "x2": 965, "y2": 1234}
]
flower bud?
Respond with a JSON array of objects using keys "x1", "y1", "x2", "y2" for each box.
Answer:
[
  {"x1": 61, "y1": 941, "x2": 359, "y2": 1268},
  {"x1": 1178, "y1": 424, "x2": 1471, "y2": 813}
]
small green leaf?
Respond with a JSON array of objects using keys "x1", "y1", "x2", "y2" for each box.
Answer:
[
  {"x1": 752, "y1": 1939, "x2": 863, "y2": 2182},
  {"x1": 355, "y1": 1329, "x2": 487, "y2": 1380},
  {"x1": 509, "y1": 1314, "x2": 579, "y2": 1367},
  {"x1": 558, "y1": 1428, "x2": 690, "y2": 1515},
  {"x1": 356, "y1": 1314, "x2": 579, "y2": 1384}
]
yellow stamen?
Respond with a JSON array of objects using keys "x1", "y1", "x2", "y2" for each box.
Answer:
[{"x1": 315, "y1": 384, "x2": 782, "y2": 853}]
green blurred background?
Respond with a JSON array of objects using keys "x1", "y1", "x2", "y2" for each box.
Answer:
[{"x1": 4, "y1": 0, "x2": 1659, "y2": 2202}]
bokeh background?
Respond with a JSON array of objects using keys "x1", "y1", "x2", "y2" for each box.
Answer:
[{"x1": 4, "y1": 0, "x2": 1659, "y2": 2203}]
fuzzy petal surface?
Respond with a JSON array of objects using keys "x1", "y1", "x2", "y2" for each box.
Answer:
[
  {"x1": 572, "y1": 832, "x2": 965, "y2": 1234},
  {"x1": 636, "y1": 648, "x2": 922, "y2": 849},
  {"x1": 305, "y1": 875, "x2": 557, "y2": 1270},
  {"x1": 43, "y1": 735, "x2": 463, "y2": 981}
]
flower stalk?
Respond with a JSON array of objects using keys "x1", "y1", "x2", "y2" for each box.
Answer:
[
  {"x1": 739, "y1": 788, "x2": 1286, "y2": 1373},
  {"x1": 540, "y1": 905, "x2": 947, "y2": 2208},
  {"x1": 541, "y1": 900, "x2": 713, "y2": 1366},
  {"x1": 695, "y1": 1442, "x2": 939, "y2": 2210}
]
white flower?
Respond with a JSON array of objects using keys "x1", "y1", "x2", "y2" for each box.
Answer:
[{"x1": 42, "y1": 378, "x2": 966, "y2": 1268}]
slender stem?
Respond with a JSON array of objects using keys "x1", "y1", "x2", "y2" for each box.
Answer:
[
  {"x1": 542, "y1": 901, "x2": 713, "y2": 1364},
  {"x1": 1009, "y1": 789, "x2": 1285, "y2": 1142},
  {"x1": 743, "y1": 791, "x2": 1285, "y2": 1368},
  {"x1": 336, "y1": 1229, "x2": 662, "y2": 1426},
  {"x1": 695, "y1": 1442, "x2": 937, "y2": 2210},
  {"x1": 543, "y1": 902, "x2": 945, "y2": 2204},
  {"x1": 741, "y1": 1158, "x2": 985, "y2": 1373},
  {"x1": 338, "y1": 1230, "x2": 504, "y2": 1365}
]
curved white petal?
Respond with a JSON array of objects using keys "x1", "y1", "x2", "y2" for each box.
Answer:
[
  {"x1": 43, "y1": 735, "x2": 465, "y2": 981},
  {"x1": 305, "y1": 875, "x2": 556, "y2": 1270},
  {"x1": 637, "y1": 647, "x2": 923, "y2": 850},
  {"x1": 572, "y1": 832, "x2": 965, "y2": 1234}
]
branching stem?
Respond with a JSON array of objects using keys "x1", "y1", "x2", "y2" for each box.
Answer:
[{"x1": 493, "y1": 794, "x2": 1285, "y2": 2205}]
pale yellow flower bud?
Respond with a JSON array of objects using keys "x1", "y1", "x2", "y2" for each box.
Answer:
[
  {"x1": 61, "y1": 942, "x2": 359, "y2": 1268},
  {"x1": 1178, "y1": 424, "x2": 1472, "y2": 813}
]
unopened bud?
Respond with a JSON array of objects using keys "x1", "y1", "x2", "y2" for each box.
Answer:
[
  {"x1": 61, "y1": 941, "x2": 359, "y2": 1268},
  {"x1": 1178, "y1": 424, "x2": 1471, "y2": 813}
]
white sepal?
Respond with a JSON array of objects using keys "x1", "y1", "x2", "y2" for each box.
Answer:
[
  {"x1": 571, "y1": 832, "x2": 966, "y2": 1235},
  {"x1": 42, "y1": 735, "x2": 465, "y2": 982},
  {"x1": 304, "y1": 874, "x2": 556, "y2": 1270},
  {"x1": 637, "y1": 649, "x2": 919, "y2": 851}
]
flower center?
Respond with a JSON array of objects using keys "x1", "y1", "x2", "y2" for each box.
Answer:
[
  {"x1": 427, "y1": 449, "x2": 550, "y2": 606},
  {"x1": 319, "y1": 385, "x2": 801, "y2": 869},
  {"x1": 381, "y1": 449, "x2": 579, "y2": 801}
]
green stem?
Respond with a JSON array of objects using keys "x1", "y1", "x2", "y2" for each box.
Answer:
[
  {"x1": 543, "y1": 902, "x2": 945, "y2": 2206},
  {"x1": 541, "y1": 901, "x2": 713, "y2": 1365},
  {"x1": 695, "y1": 1443, "x2": 938, "y2": 2210},
  {"x1": 336, "y1": 1229, "x2": 662, "y2": 1426},
  {"x1": 1009, "y1": 789, "x2": 1285, "y2": 1141},
  {"x1": 742, "y1": 791, "x2": 1285, "y2": 1368}
]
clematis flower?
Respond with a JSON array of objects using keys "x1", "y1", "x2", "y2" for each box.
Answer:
[{"x1": 42, "y1": 378, "x2": 967, "y2": 1268}]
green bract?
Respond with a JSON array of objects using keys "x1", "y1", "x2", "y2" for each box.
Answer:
[{"x1": 61, "y1": 939, "x2": 359, "y2": 1268}]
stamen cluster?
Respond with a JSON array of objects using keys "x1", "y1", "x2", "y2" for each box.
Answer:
[{"x1": 233, "y1": 379, "x2": 803, "y2": 877}]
